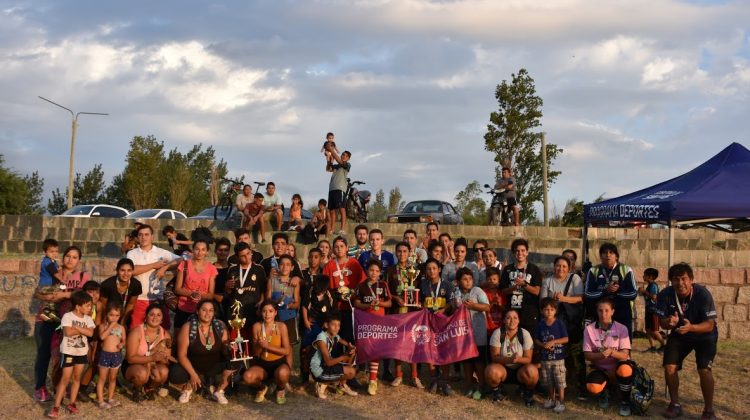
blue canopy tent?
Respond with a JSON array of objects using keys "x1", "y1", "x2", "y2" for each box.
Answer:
[{"x1": 582, "y1": 142, "x2": 750, "y2": 266}]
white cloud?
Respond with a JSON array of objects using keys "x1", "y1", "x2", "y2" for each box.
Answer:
[{"x1": 576, "y1": 121, "x2": 655, "y2": 151}]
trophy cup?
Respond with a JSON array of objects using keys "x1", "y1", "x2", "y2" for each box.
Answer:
[
  {"x1": 228, "y1": 300, "x2": 252, "y2": 367},
  {"x1": 400, "y1": 265, "x2": 421, "y2": 308}
]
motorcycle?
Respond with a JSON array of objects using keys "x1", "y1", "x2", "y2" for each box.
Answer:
[
  {"x1": 346, "y1": 178, "x2": 370, "y2": 223},
  {"x1": 485, "y1": 183, "x2": 513, "y2": 226}
]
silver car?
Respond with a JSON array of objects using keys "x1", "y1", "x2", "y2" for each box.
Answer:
[{"x1": 387, "y1": 200, "x2": 463, "y2": 225}]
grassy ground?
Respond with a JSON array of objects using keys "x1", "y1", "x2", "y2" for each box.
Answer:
[{"x1": 1, "y1": 337, "x2": 748, "y2": 419}]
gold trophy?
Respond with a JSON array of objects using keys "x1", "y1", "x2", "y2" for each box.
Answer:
[
  {"x1": 400, "y1": 265, "x2": 421, "y2": 308},
  {"x1": 228, "y1": 300, "x2": 252, "y2": 366}
]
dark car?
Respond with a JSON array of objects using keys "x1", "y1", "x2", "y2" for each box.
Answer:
[
  {"x1": 190, "y1": 206, "x2": 313, "y2": 228},
  {"x1": 387, "y1": 200, "x2": 463, "y2": 225}
]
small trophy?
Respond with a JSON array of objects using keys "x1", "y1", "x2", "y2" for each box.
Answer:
[
  {"x1": 228, "y1": 300, "x2": 252, "y2": 367},
  {"x1": 400, "y1": 265, "x2": 421, "y2": 308}
]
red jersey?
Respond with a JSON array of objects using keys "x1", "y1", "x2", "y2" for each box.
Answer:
[
  {"x1": 483, "y1": 286, "x2": 506, "y2": 334},
  {"x1": 353, "y1": 280, "x2": 391, "y2": 316},
  {"x1": 323, "y1": 257, "x2": 365, "y2": 311}
]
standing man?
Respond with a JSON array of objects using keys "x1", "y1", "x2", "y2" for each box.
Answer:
[
  {"x1": 657, "y1": 263, "x2": 718, "y2": 420},
  {"x1": 583, "y1": 243, "x2": 638, "y2": 338},
  {"x1": 263, "y1": 182, "x2": 283, "y2": 232},
  {"x1": 441, "y1": 239, "x2": 479, "y2": 287},
  {"x1": 403, "y1": 229, "x2": 428, "y2": 264},
  {"x1": 126, "y1": 224, "x2": 180, "y2": 329},
  {"x1": 261, "y1": 233, "x2": 303, "y2": 279},
  {"x1": 499, "y1": 238, "x2": 542, "y2": 335},
  {"x1": 347, "y1": 225, "x2": 371, "y2": 259},
  {"x1": 323, "y1": 236, "x2": 366, "y2": 344},
  {"x1": 358, "y1": 229, "x2": 396, "y2": 273},
  {"x1": 326, "y1": 149, "x2": 351, "y2": 236},
  {"x1": 224, "y1": 242, "x2": 266, "y2": 337},
  {"x1": 495, "y1": 167, "x2": 520, "y2": 227},
  {"x1": 421, "y1": 222, "x2": 440, "y2": 250}
]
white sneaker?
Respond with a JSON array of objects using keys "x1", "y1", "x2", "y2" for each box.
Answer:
[
  {"x1": 544, "y1": 398, "x2": 556, "y2": 409},
  {"x1": 178, "y1": 389, "x2": 192, "y2": 404},
  {"x1": 338, "y1": 383, "x2": 358, "y2": 396},
  {"x1": 411, "y1": 377, "x2": 425, "y2": 390},
  {"x1": 157, "y1": 387, "x2": 169, "y2": 398},
  {"x1": 390, "y1": 377, "x2": 402, "y2": 387},
  {"x1": 315, "y1": 383, "x2": 328, "y2": 399},
  {"x1": 554, "y1": 402, "x2": 566, "y2": 413},
  {"x1": 213, "y1": 390, "x2": 228, "y2": 405}
]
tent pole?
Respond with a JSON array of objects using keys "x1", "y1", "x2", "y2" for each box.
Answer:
[{"x1": 668, "y1": 220, "x2": 675, "y2": 269}]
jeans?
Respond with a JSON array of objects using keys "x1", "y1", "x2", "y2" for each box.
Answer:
[{"x1": 34, "y1": 321, "x2": 56, "y2": 390}]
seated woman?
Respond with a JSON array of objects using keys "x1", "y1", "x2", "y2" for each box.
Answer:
[
  {"x1": 242, "y1": 302, "x2": 292, "y2": 404},
  {"x1": 124, "y1": 304, "x2": 172, "y2": 401},
  {"x1": 170, "y1": 300, "x2": 236, "y2": 405},
  {"x1": 583, "y1": 298, "x2": 635, "y2": 417},
  {"x1": 287, "y1": 194, "x2": 304, "y2": 232},
  {"x1": 484, "y1": 309, "x2": 539, "y2": 406}
]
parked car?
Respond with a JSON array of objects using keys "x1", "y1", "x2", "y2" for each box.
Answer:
[
  {"x1": 191, "y1": 207, "x2": 242, "y2": 224},
  {"x1": 58, "y1": 204, "x2": 130, "y2": 218},
  {"x1": 124, "y1": 209, "x2": 187, "y2": 220},
  {"x1": 387, "y1": 200, "x2": 463, "y2": 225}
]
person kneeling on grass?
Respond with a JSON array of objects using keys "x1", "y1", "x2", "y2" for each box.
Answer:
[
  {"x1": 310, "y1": 313, "x2": 359, "y2": 399},
  {"x1": 48, "y1": 291, "x2": 95, "y2": 419},
  {"x1": 583, "y1": 297, "x2": 635, "y2": 417},
  {"x1": 243, "y1": 302, "x2": 292, "y2": 404},
  {"x1": 170, "y1": 300, "x2": 237, "y2": 405},
  {"x1": 351, "y1": 259, "x2": 392, "y2": 396},
  {"x1": 533, "y1": 297, "x2": 569, "y2": 413},
  {"x1": 484, "y1": 309, "x2": 538, "y2": 407}
]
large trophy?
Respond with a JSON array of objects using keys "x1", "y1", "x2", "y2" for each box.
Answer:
[
  {"x1": 397, "y1": 265, "x2": 421, "y2": 312},
  {"x1": 228, "y1": 300, "x2": 252, "y2": 367}
]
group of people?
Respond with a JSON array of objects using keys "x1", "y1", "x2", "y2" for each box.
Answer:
[{"x1": 32, "y1": 219, "x2": 719, "y2": 420}]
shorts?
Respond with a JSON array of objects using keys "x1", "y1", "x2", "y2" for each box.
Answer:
[
  {"x1": 645, "y1": 311, "x2": 660, "y2": 332},
  {"x1": 314, "y1": 363, "x2": 345, "y2": 382},
  {"x1": 466, "y1": 345, "x2": 488, "y2": 364},
  {"x1": 507, "y1": 197, "x2": 518, "y2": 207},
  {"x1": 663, "y1": 335, "x2": 717, "y2": 370},
  {"x1": 328, "y1": 190, "x2": 346, "y2": 210},
  {"x1": 302, "y1": 322, "x2": 323, "y2": 348},
  {"x1": 503, "y1": 365, "x2": 522, "y2": 385},
  {"x1": 540, "y1": 359, "x2": 567, "y2": 389},
  {"x1": 98, "y1": 350, "x2": 124, "y2": 369},
  {"x1": 283, "y1": 317, "x2": 299, "y2": 345},
  {"x1": 254, "y1": 358, "x2": 288, "y2": 379},
  {"x1": 60, "y1": 354, "x2": 88, "y2": 368}
]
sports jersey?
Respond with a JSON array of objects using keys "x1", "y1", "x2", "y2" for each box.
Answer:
[{"x1": 656, "y1": 284, "x2": 718, "y2": 342}]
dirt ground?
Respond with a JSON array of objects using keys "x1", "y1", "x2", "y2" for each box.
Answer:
[{"x1": 1, "y1": 337, "x2": 748, "y2": 419}]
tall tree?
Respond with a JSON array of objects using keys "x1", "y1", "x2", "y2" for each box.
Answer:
[
  {"x1": 122, "y1": 135, "x2": 166, "y2": 209},
  {"x1": 73, "y1": 164, "x2": 106, "y2": 205},
  {"x1": 47, "y1": 188, "x2": 67, "y2": 215},
  {"x1": 454, "y1": 181, "x2": 488, "y2": 225},
  {"x1": 368, "y1": 189, "x2": 387, "y2": 222},
  {"x1": 102, "y1": 173, "x2": 132, "y2": 210},
  {"x1": 0, "y1": 155, "x2": 32, "y2": 214},
  {"x1": 484, "y1": 68, "x2": 562, "y2": 223},
  {"x1": 387, "y1": 187, "x2": 405, "y2": 215},
  {"x1": 22, "y1": 171, "x2": 45, "y2": 214}
]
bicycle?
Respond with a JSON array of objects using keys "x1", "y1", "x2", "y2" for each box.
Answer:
[{"x1": 214, "y1": 179, "x2": 266, "y2": 221}]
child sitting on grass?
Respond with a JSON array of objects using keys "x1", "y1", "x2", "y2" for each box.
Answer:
[
  {"x1": 310, "y1": 314, "x2": 358, "y2": 399},
  {"x1": 96, "y1": 303, "x2": 126, "y2": 409},
  {"x1": 48, "y1": 291, "x2": 95, "y2": 419}
]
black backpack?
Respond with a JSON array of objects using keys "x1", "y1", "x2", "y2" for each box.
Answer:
[
  {"x1": 191, "y1": 226, "x2": 214, "y2": 244},
  {"x1": 499, "y1": 327, "x2": 525, "y2": 347},
  {"x1": 630, "y1": 362, "x2": 655, "y2": 415}
]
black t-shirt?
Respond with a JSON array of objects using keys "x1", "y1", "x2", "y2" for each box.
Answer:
[
  {"x1": 656, "y1": 284, "x2": 718, "y2": 341},
  {"x1": 168, "y1": 233, "x2": 192, "y2": 255},
  {"x1": 301, "y1": 267, "x2": 323, "y2": 304},
  {"x1": 500, "y1": 263, "x2": 543, "y2": 330},
  {"x1": 224, "y1": 264, "x2": 266, "y2": 323},
  {"x1": 100, "y1": 276, "x2": 143, "y2": 309},
  {"x1": 214, "y1": 265, "x2": 230, "y2": 298},
  {"x1": 302, "y1": 289, "x2": 337, "y2": 325},
  {"x1": 228, "y1": 251, "x2": 263, "y2": 266},
  {"x1": 261, "y1": 256, "x2": 303, "y2": 279}
]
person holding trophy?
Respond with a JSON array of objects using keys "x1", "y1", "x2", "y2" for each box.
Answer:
[{"x1": 243, "y1": 302, "x2": 292, "y2": 404}]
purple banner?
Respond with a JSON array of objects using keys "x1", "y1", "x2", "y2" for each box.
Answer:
[{"x1": 353, "y1": 307, "x2": 478, "y2": 364}]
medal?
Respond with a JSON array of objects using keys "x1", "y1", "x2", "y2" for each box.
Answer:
[
  {"x1": 238, "y1": 289, "x2": 244, "y2": 295},
  {"x1": 322, "y1": 306, "x2": 327, "y2": 313},
  {"x1": 339, "y1": 280, "x2": 345, "y2": 287}
]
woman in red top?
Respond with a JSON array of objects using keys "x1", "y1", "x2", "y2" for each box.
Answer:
[
  {"x1": 322, "y1": 236, "x2": 365, "y2": 344},
  {"x1": 174, "y1": 240, "x2": 218, "y2": 330}
]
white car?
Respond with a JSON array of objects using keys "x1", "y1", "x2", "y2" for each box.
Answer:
[
  {"x1": 124, "y1": 209, "x2": 187, "y2": 220},
  {"x1": 58, "y1": 204, "x2": 130, "y2": 218}
]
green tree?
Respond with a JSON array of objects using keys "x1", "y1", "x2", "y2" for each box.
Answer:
[
  {"x1": 387, "y1": 187, "x2": 405, "y2": 215},
  {"x1": 368, "y1": 189, "x2": 387, "y2": 222},
  {"x1": 484, "y1": 68, "x2": 562, "y2": 223},
  {"x1": 102, "y1": 173, "x2": 133, "y2": 210},
  {"x1": 0, "y1": 155, "x2": 32, "y2": 214},
  {"x1": 454, "y1": 181, "x2": 488, "y2": 225},
  {"x1": 47, "y1": 188, "x2": 67, "y2": 215},
  {"x1": 73, "y1": 164, "x2": 106, "y2": 205},
  {"x1": 123, "y1": 135, "x2": 166, "y2": 209},
  {"x1": 22, "y1": 171, "x2": 45, "y2": 214}
]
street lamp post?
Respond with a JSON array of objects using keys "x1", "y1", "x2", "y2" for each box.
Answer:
[{"x1": 38, "y1": 96, "x2": 108, "y2": 210}]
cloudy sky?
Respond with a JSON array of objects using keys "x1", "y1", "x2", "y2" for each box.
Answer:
[{"x1": 2, "y1": 0, "x2": 749, "y2": 217}]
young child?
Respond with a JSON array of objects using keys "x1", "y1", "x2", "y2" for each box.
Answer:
[
  {"x1": 534, "y1": 297, "x2": 569, "y2": 413},
  {"x1": 288, "y1": 194, "x2": 304, "y2": 232},
  {"x1": 455, "y1": 267, "x2": 490, "y2": 400},
  {"x1": 310, "y1": 314, "x2": 358, "y2": 399},
  {"x1": 38, "y1": 238, "x2": 63, "y2": 323},
  {"x1": 49, "y1": 291, "x2": 95, "y2": 419},
  {"x1": 482, "y1": 266, "x2": 505, "y2": 339},
  {"x1": 96, "y1": 303, "x2": 126, "y2": 409},
  {"x1": 301, "y1": 274, "x2": 337, "y2": 383},
  {"x1": 312, "y1": 199, "x2": 328, "y2": 236},
  {"x1": 638, "y1": 268, "x2": 665, "y2": 352},
  {"x1": 419, "y1": 258, "x2": 454, "y2": 396},
  {"x1": 352, "y1": 260, "x2": 392, "y2": 395},
  {"x1": 243, "y1": 193, "x2": 266, "y2": 242},
  {"x1": 321, "y1": 132, "x2": 340, "y2": 170},
  {"x1": 78, "y1": 281, "x2": 103, "y2": 400}
]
